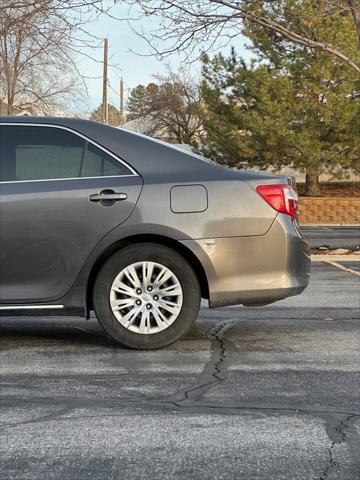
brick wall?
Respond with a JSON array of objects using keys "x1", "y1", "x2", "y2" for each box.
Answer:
[{"x1": 299, "y1": 197, "x2": 360, "y2": 224}]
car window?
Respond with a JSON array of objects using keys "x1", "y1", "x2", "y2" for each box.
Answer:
[
  {"x1": 81, "y1": 142, "x2": 130, "y2": 178},
  {"x1": 0, "y1": 125, "x2": 132, "y2": 182}
]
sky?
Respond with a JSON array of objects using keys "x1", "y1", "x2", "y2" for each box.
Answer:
[{"x1": 78, "y1": 4, "x2": 251, "y2": 115}]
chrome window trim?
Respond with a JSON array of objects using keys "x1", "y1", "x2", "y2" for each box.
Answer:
[
  {"x1": 0, "y1": 305, "x2": 64, "y2": 310},
  {"x1": 0, "y1": 175, "x2": 136, "y2": 185},
  {"x1": 0, "y1": 122, "x2": 139, "y2": 183}
]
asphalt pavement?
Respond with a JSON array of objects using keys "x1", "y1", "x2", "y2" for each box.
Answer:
[
  {"x1": 301, "y1": 225, "x2": 360, "y2": 250},
  {"x1": 1, "y1": 259, "x2": 359, "y2": 480}
]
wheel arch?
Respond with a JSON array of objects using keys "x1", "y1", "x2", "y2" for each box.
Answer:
[{"x1": 85, "y1": 234, "x2": 209, "y2": 317}]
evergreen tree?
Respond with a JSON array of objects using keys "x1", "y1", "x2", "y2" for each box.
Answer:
[
  {"x1": 127, "y1": 83, "x2": 160, "y2": 121},
  {"x1": 90, "y1": 103, "x2": 122, "y2": 126},
  {"x1": 198, "y1": 2, "x2": 360, "y2": 195}
]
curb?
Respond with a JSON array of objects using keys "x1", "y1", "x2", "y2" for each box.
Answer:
[
  {"x1": 301, "y1": 224, "x2": 360, "y2": 228},
  {"x1": 311, "y1": 255, "x2": 360, "y2": 261}
]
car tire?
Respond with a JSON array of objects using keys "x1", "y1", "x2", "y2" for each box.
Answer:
[{"x1": 93, "y1": 243, "x2": 201, "y2": 349}]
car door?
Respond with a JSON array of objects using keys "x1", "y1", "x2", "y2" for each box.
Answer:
[{"x1": 0, "y1": 123, "x2": 143, "y2": 303}]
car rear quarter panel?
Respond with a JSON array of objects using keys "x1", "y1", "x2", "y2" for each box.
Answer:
[
  {"x1": 127, "y1": 178, "x2": 279, "y2": 239},
  {"x1": 181, "y1": 214, "x2": 311, "y2": 307}
]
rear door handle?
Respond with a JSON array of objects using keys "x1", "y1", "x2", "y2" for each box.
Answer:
[{"x1": 89, "y1": 192, "x2": 127, "y2": 202}]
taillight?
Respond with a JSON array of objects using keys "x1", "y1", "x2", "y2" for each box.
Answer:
[{"x1": 256, "y1": 184, "x2": 298, "y2": 219}]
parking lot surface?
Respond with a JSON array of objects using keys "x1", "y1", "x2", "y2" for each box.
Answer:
[
  {"x1": 1, "y1": 260, "x2": 359, "y2": 480},
  {"x1": 302, "y1": 226, "x2": 360, "y2": 250}
]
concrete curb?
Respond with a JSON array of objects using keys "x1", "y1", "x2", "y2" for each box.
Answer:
[
  {"x1": 311, "y1": 255, "x2": 360, "y2": 261},
  {"x1": 301, "y1": 224, "x2": 360, "y2": 228}
]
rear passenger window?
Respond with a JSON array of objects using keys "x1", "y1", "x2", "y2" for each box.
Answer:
[
  {"x1": 82, "y1": 142, "x2": 129, "y2": 177},
  {"x1": 0, "y1": 125, "x2": 132, "y2": 182}
]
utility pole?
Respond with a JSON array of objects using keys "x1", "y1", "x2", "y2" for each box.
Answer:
[
  {"x1": 120, "y1": 77, "x2": 125, "y2": 125},
  {"x1": 102, "y1": 38, "x2": 109, "y2": 124}
]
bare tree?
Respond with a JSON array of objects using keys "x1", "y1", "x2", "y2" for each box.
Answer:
[
  {"x1": 1, "y1": 4, "x2": 82, "y2": 114},
  {"x1": 124, "y1": 1, "x2": 360, "y2": 75},
  {"x1": 0, "y1": 1, "x2": 111, "y2": 35},
  {"x1": 127, "y1": 70, "x2": 203, "y2": 144},
  {"x1": 0, "y1": 1, "x2": 119, "y2": 115}
]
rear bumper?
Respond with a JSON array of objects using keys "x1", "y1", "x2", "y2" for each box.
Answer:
[{"x1": 181, "y1": 214, "x2": 311, "y2": 307}]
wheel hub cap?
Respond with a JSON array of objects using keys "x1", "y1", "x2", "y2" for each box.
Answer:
[{"x1": 109, "y1": 261, "x2": 183, "y2": 334}]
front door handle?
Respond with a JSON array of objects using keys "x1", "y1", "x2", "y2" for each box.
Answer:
[{"x1": 89, "y1": 193, "x2": 127, "y2": 202}]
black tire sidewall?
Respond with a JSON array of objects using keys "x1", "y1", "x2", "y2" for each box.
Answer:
[{"x1": 93, "y1": 243, "x2": 201, "y2": 349}]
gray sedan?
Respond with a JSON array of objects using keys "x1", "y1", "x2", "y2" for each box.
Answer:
[{"x1": 0, "y1": 117, "x2": 310, "y2": 349}]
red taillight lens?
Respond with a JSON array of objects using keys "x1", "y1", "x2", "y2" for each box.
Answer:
[{"x1": 256, "y1": 184, "x2": 298, "y2": 219}]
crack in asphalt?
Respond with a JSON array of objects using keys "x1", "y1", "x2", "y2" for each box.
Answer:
[
  {"x1": 171, "y1": 319, "x2": 236, "y2": 403},
  {"x1": 1, "y1": 396, "x2": 359, "y2": 419},
  {"x1": 319, "y1": 415, "x2": 357, "y2": 480}
]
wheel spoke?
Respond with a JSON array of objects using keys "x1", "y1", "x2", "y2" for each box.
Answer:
[
  {"x1": 158, "y1": 284, "x2": 182, "y2": 296},
  {"x1": 123, "y1": 265, "x2": 141, "y2": 288},
  {"x1": 142, "y1": 261, "x2": 154, "y2": 288},
  {"x1": 152, "y1": 307, "x2": 168, "y2": 330},
  {"x1": 158, "y1": 299, "x2": 181, "y2": 316},
  {"x1": 121, "y1": 306, "x2": 141, "y2": 328},
  {"x1": 111, "y1": 298, "x2": 135, "y2": 311},
  {"x1": 154, "y1": 267, "x2": 173, "y2": 288},
  {"x1": 112, "y1": 281, "x2": 137, "y2": 297},
  {"x1": 139, "y1": 310, "x2": 150, "y2": 334}
]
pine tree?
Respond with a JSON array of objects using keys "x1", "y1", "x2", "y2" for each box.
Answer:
[
  {"x1": 198, "y1": 2, "x2": 360, "y2": 195},
  {"x1": 90, "y1": 104, "x2": 122, "y2": 126}
]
